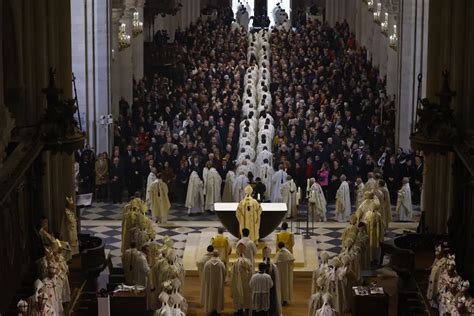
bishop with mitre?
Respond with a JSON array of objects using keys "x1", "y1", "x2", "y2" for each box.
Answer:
[{"x1": 236, "y1": 185, "x2": 263, "y2": 242}]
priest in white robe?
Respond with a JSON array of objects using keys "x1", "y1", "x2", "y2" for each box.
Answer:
[
  {"x1": 249, "y1": 262, "x2": 274, "y2": 315},
  {"x1": 281, "y1": 175, "x2": 298, "y2": 218},
  {"x1": 201, "y1": 251, "x2": 226, "y2": 314},
  {"x1": 271, "y1": 165, "x2": 288, "y2": 202},
  {"x1": 230, "y1": 243, "x2": 253, "y2": 313},
  {"x1": 354, "y1": 177, "x2": 365, "y2": 210},
  {"x1": 396, "y1": 177, "x2": 413, "y2": 221},
  {"x1": 145, "y1": 167, "x2": 157, "y2": 209},
  {"x1": 222, "y1": 170, "x2": 235, "y2": 202},
  {"x1": 256, "y1": 161, "x2": 274, "y2": 200},
  {"x1": 237, "y1": 228, "x2": 258, "y2": 267},
  {"x1": 256, "y1": 149, "x2": 273, "y2": 167},
  {"x1": 335, "y1": 175, "x2": 351, "y2": 222},
  {"x1": 204, "y1": 167, "x2": 222, "y2": 212},
  {"x1": 149, "y1": 174, "x2": 171, "y2": 223},
  {"x1": 307, "y1": 178, "x2": 327, "y2": 221},
  {"x1": 122, "y1": 242, "x2": 150, "y2": 286},
  {"x1": 196, "y1": 245, "x2": 214, "y2": 279},
  {"x1": 233, "y1": 172, "x2": 249, "y2": 202},
  {"x1": 378, "y1": 180, "x2": 392, "y2": 226},
  {"x1": 185, "y1": 171, "x2": 204, "y2": 215},
  {"x1": 274, "y1": 242, "x2": 295, "y2": 305}
]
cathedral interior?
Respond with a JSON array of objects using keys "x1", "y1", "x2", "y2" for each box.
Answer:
[{"x1": 1, "y1": 0, "x2": 474, "y2": 315}]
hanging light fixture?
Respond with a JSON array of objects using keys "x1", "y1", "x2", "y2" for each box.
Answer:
[
  {"x1": 389, "y1": 24, "x2": 398, "y2": 50},
  {"x1": 381, "y1": 12, "x2": 389, "y2": 35},
  {"x1": 118, "y1": 23, "x2": 131, "y2": 51},
  {"x1": 373, "y1": 2, "x2": 382, "y2": 23},
  {"x1": 132, "y1": 11, "x2": 144, "y2": 37},
  {"x1": 368, "y1": 0, "x2": 374, "y2": 12}
]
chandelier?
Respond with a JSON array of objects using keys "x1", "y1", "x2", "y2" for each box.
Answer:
[
  {"x1": 132, "y1": 11, "x2": 144, "y2": 37},
  {"x1": 118, "y1": 23, "x2": 131, "y2": 51},
  {"x1": 381, "y1": 12, "x2": 389, "y2": 35},
  {"x1": 367, "y1": 0, "x2": 374, "y2": 12},
  {"x1": 373, "y1": 2, "x2": 382, "y2": 24},
  {"x1": 389, "y1": 24, "x2": 398, "y2": 50}
]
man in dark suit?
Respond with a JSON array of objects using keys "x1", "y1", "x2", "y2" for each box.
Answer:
[{"x1": 110, "y1": 157, "x2": 124, "y2": 203}]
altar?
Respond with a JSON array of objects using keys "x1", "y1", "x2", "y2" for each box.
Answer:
[{"x1": 214, "y1": 202, "x2": 287, "y2": 239}]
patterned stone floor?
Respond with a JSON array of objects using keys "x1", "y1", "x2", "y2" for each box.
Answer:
[{"x1": 80, "y1": 201, "x2": 419, "y2": 269}]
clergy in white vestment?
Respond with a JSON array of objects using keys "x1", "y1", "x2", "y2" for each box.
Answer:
[
  {"x1": 256, "y1": 161, "x2": 274, "y2": 200},
  {"x1": 335, "y1": 175, "x2": 351, "y2": 222},
  {"x1": 60, "y1": 196, "x2": 79, "y2": 255},
  {"x1": 145, "y1": 167, "x2": 157, "y2": 209},
  {"x1": 307, "y1": 178, "x2": 327, "y2": 221},
  {"x1": 354, "y1": 177, "x2": 365, "y2": 210},
  {"x1": 239, "y1": 145, "x2": 256, "y2": 160},
  {"x1": 237, "y1": 228, "x2": 258, "y2": 268},
  {"x1": 426, "y1": 244, "x2": 448, "y2": 308},
  {"x1": 396, "y1": 177, "x2": 413, "y2": 221},
  {"x1": 249, "y1": 263, "x2": 274, "y2": 315},
  {"x1": 185, "y1": 171, "x2": 204, "y2": 215},
  {"x1": 196, "y1": 247, "x2": 216, "y2": 281},
  {"x1": 222, "y1": 170, "x2": 235, "y2": 202},
  {"x1": 274, "y1": 242, "x2": 295, "y2": 305},
  {"x1": 201, "y1": 251, "x2": 226, "y2": 314},
  {"x1": 122, "y1": 242, "x2": 150, "y2": 286},
  {"x1": 233, "y1": 172, "x2": 249, "y2": 202},
  {"x1": 237, "y1": 160, "x2": 256, "y2": 178},
  {"x1": 149, "y1": 174, "x2": 171, "y2": 223},
  {"x1": 230, "y1": 243, "x2": 253, "y2": 313},
  {"x1": 41, "y1": 265, "x2": 63, "y2": 316},
  {"x1": 262, "y1": 247, "x2": 282, "y2": 316},
  {"x1": 271, "y1": 165, "x2": 288, "y2": 202},
  {"x1": 281, "y1": 175, "x2": 298, "y2": 218},
  {"x1": 30, "y1": 292, "x2": 56, "y2": 316},
  {"x1": 377, "y1": 180, "x2": 392, "y2": 226},
  {"x1": 204, "y1": 167, "x2": 222, "y2": 212},
  {"x1": 256, "y1": 149, "x2": 273, "y2": 167}
]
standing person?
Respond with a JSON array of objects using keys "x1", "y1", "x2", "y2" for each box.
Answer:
[
  {"x1": 335, "y1": 175, "x2": 351, "y2": 222},
  {"x1": 262, "y1": 247, "x2": 282, "y2": 316},
  {"x1": 233, "y1": 171, "x2": 249, "y2": 202},
  {"x1": 145, "y1": 167, "x2": 157, "y2": 210},
  {"x1": 377, "y1": 180, "x2": 392, "y2": 226},
  {"x1": 274, "y1": 242, "x2": 295, "y2": 306},
  {"x1": 396, "y1": 177, "x2": 413, "y2": 221},
  {"x1": 204, "y1": 166, "x2": 222, "y2": 212},
  {"x1": 211, "y1": 228, "x2": 232, "y2": 270},
  {"x1": 281, "y1": 175, "x2": 298, "y2": 218},
  {"x1": 354, "y1": 177, "x2": 365, "y2": 209},
  {"x1": 317, "y1": 162, "x2": 330, "y2": 200},
  {"x1": 249, "y1": 262, "x2": 274, "y2": 316},
  {"x1": 95, "y1": 153, "x2": 109, "y2": 201},
  {"x1": 275, "y1": 222, "x2": 294, "y2": 253},
  {"x1": 122, "y1": 242, "x2": 150, "y2": 286},
  {"x1": 162, "y1": 161, "x2": 176, "y2": 201},
  {"x1": 196, "y1": 245, "x2": 214, "y2": 280},
  {"x1": 236, "y1": 186, "x2": 263, "y2": 242},
  {"x1": 149, "y1": 173, "x2": 171, "y2": 223},
  {"x1": 201, "y1": 251, "x2": 226, "y2": 316},
  {"x1": 237, "y1": 228, "x2": 258, "y2": 268},
  {"x1": 110, "y1": 157, "x2": 124, "y2": 203},
  {"x1": 185, "y1": 171, "x2": 204, "y2": 215},
  {"x1": 127, "y1": 157, "x2": 142, "y2": 198},
  {"x1": 230, "y1": 243, "x2": 253, "y2": 315},
  {"x1": 79, "y1": 154, "x2": 95, "y2": 193},
  {"x1": 307, "y1": 178, "x2": 327, "y2": 222},
  {"x1": 271, "y1": 164, "x2": 288, "y2": 202}
]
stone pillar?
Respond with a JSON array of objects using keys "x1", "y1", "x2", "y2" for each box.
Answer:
[
  {"x1": 132, "y1": 0, "x2": 145, "y2": 81},
  {"x1": 421, "y1": 152, "x2": 455, "y2": 234},
  {"x1": 397, "y1": 0, "x2": 416, "y2": 150},
  {"x1": 111, "y1": 8, "x2": 123, "y2": 119},
  {"x1": 119, "y1": 1, "x2": 134, "y2": 105}
]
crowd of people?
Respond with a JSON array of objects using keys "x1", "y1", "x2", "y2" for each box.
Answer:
[{"x1": 75, "y1": 8, "x2": 423, "y2": 221}]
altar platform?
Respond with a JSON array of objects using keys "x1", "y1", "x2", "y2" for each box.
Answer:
[{"x1": 183, "y1": 231, "x2": 319, "y2": 277}]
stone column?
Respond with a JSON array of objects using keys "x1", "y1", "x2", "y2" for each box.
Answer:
[
  {"x1": 132, "y1": 0, "x2": 145, "y2": 81},
  {"x1": 421, "y1": 152, "x2": 455, "y2": 234},
  {"x1": 111, "y1": 8, "x2": 123, "y2": 120},
  {"x1": 119, "y1": 1, "x2": 134, "y2": 106}
]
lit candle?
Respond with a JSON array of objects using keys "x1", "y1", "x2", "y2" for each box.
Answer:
[{"x1": 257, "y1": 193, "x2": 261, "y2": 201}]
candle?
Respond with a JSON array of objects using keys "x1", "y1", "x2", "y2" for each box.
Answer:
[{"x1": 257, "y1": 193, "x2": 261, "y2": 201}]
